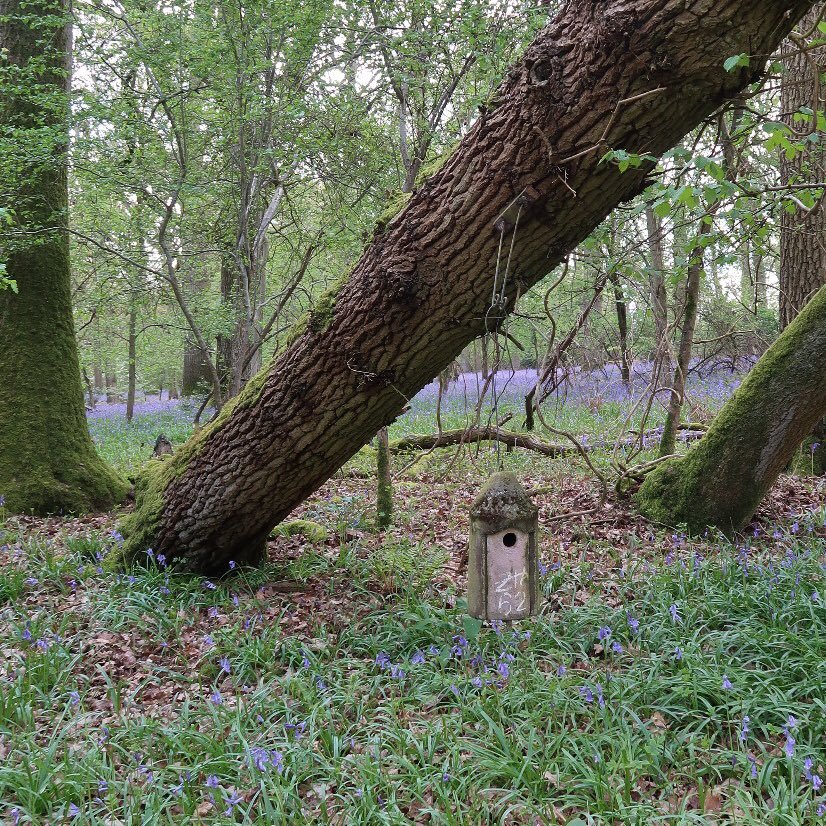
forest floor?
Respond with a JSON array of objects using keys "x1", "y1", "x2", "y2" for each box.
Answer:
[{"x1": 2, "y1": 367, "x2": 826, "y2": 824}]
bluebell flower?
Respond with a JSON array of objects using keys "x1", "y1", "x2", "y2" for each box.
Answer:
[
  {"x1": 722, "y1": 675, "x2": 733, "y2": 690},
  {"x1": 224, "y1": 790, "x2": 243, "y2": 815},
  {"x1": 410, "y1": 650, "x2": 425, "y2": 665},
  {"x1": 206, "y1": 775, "x2": 219, "y2": 788},
  {"x1": 739, "y1": 716, "x2": 750, "y2": 743}
]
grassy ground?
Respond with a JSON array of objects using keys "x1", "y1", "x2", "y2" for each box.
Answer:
[{"x1": 3, "y1": 372, "x2": 825, "y2": 824}]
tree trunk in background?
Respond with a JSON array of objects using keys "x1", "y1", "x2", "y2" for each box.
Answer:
[
  {"x1": 376, "y1": 427, "x2": 393, "y2": 529},
  {"x1": 93, "y1": 363, "x2": 103, "y2": 392},
  {"x1": 780, "y1": 3, "x2": 826, "y2": 474},
  {"x1": 105, "y1": 367, "x2": 117, "y2": 403},
  {"x1": 126, "y1": 297, "x2": 137, "y2": 422},
  {"x1": 182, "y1": 342, "x2": 212, "y2": 396},
  {"x1": 610, "y1": 272, "x2": 631, "y2": 385},
  {"x1": 82, "y1": 367, "x2": 95, "y2": 409},
  {"x1": 0, "y1": 0, "x2": 127, "y2": 513},
  {"x1": 217, "y1": 253, "x2": 265, "y2": 399},
  {"x1": 645, "y1": 206, "x2": 670, "y2": 382},
  {"x1": 659, "y1": 223, "x2": 708, "y2": 456},
  {"x1": 638, "y1": 284, "x2": 826, "y2": 532},
  {"x1": 118, "y1": 0, "x2": 816, "y2": 573}
]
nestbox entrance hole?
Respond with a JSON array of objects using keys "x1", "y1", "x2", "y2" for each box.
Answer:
[{"x1": 503, "y1": 532, "x2": 517, "y2": 547}]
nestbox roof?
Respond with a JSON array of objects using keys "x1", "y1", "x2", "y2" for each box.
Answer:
[{"x1": 470, "y1": 472, "x2": 538, "y2": 532}]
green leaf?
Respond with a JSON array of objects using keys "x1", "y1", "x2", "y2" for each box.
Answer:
[
  {"x1": 462, "y1": 615, "x2": 483, "y2": 641},
  {"x1": 654, "y1": 200, "x2": 672, "y2": 219},
  {"x1": 724, "y1": 53, "x2": 749, "y2": 72}
]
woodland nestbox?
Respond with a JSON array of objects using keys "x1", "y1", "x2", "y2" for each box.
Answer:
[{"x1": 467, "y1": 472, "x2": 540, "y2": 620}]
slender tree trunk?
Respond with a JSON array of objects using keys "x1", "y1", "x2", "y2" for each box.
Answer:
[
  {"x1": 118, "y1": 0, "x2": 816, "y2": 572},
  {"x1": 659, "y1": 222, "x2": 708, "y2": 456},
  {"x1": 105, "y1": 367, "x2": 118, "y2": 403},
  {"x1": 645, "y1": 206, "x2": 670, "y2": 380},
  {"x1": 376, "y1": 427, "x2": 393, "y2": 529},
  {"x1": 779, "y1": 3, "x2": 826, "y2": 474},
  {"x1": 740, "y1": 236, "x2": 755, "y2": 310},
  {"x1": 638, "y1": 284, "x2": 826, "y2": 532},
  {"x1": 82, "y1": 367, "x2": 96, "y2": 409},
  {"x1": 93, "y1": 363, "x2": 104, "y2": 392},
  {"x1": 610, "y1": 272, "x2": 631, "y2": 385},
  {"x1": 126, "y1": 297, "x2": 137, "y2": 422},
  {"x1": 0, "y1": 0, "x2": 127, "y2": 513}
]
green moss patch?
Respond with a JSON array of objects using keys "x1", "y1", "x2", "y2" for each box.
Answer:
[{"x1": 271, "y1": 519, "x2": 330, "y2": 543}]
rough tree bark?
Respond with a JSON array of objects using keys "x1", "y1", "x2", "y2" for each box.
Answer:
[
  {"x1": 0, "y1": 0, "x2": 128, "y2": 512},
  {"x1": 119, "y1": 0, "x2": 816, "y2": 572},
  {"x1": 779, "y1": 3, "x2": 826, "y2": 474},
  {"x1": 637, "y1": 283, "x2": 826, "y2": 533}
]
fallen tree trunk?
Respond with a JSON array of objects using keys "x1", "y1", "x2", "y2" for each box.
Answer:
[
  {"x1": 119, "y1": 0, "x2": 815, "y2": 573},
  {"x1": 637, "y1": 284, "x2": 826, "y2": 533},
  {"x1": 393, "y1": 427, "x2": 570, "y2": 457},
  {"x1": 392, "y1": 425, "x2": 704, "y2": 457}
]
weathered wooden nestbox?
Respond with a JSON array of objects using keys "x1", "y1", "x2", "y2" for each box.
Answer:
[{"x1": 467, "y1": 472, "x2": 540, "y2": 620}]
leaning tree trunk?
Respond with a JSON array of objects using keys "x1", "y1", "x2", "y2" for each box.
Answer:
[
  {"x1": 0, "y1": 0, "x2": 128, "y2": 513},
  {"x1": 637, "y1": 283, "x2": 826, "y2": 533},
  {"x1": 118, "y1": 0, "x2": 816, "y2": 573},
  {"x1": 779, "y1": 3, "x2": 826, "y2": 474}
]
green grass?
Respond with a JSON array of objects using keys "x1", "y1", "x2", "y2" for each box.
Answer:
[{"x1": 1, "y1": 514, "x2": 825, "y2": 824}]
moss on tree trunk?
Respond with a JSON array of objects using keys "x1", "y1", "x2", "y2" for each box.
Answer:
[
  {"x1": 637, "y1": 284, "x2": 826, "y2": 533},
  {"x1": 0, "y1": 0, "x2": 128, "y2": 513}
]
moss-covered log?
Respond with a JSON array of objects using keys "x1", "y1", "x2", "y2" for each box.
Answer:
[
  {"x1": 119, "y1": 0, "x2": 815, "y2": 573},
  {"x1": 0, "y1": 0, "x2": 128, "y2": 513},
  {"x1": 637, "y1": 284, "x2": 826, "y2": 533}
]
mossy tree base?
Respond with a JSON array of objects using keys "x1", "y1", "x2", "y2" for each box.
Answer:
[
  {"x1": 637, "y1": 284, "x2": 826, "y2": 533},
  {"x1": 0, "y1": 0, "x2": 128, "y2": 515}
]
